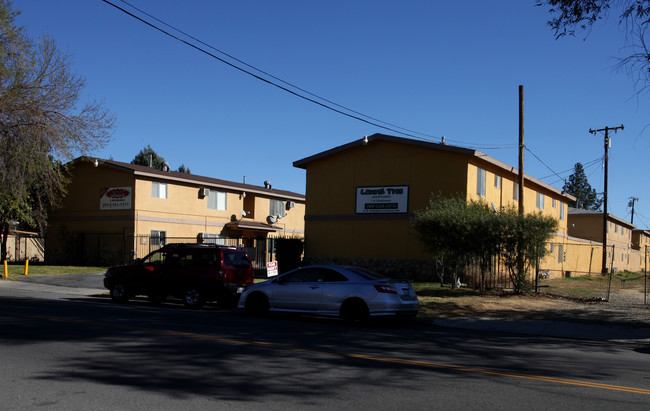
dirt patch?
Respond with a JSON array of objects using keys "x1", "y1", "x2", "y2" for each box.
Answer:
[{"x1": 417, "y1": 292, "x2": 650, "y2": 328}]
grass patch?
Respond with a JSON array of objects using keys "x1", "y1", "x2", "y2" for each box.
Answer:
[{"x1": 1, "y1": 264, "x2": 107, "y2": 278}]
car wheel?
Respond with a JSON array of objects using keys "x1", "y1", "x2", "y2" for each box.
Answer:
[
  {"x1": 245, "y1": 292, "x2": 269, "y2": 316},
  {"x1": 184, "y1": 287, "x2": 203, "y2": 308},
  {"x1": 110, "y1": 282, "x2": 130, "y2": 302},
  {"x1": 340, "y1": 298, "x2": 369, "y2": 323}
]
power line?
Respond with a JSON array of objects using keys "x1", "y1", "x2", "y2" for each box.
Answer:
[
  {"x1": 115, "y1": 0, "x2": 445, "y2": 141},
  {"x1": 540, "y1": 157, "x2": 602, "y2": 180},
  {"x1": 103, "y1": 0, "x2": 443, "y2": 141},
  {"x1": 524, "y1": 146, "x2": 565, "y2": 182}
]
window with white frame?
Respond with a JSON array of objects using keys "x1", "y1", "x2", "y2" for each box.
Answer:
[
  {"x1": 552, "y1": 198, "x2": 556, "y2": 208},
  {"x1": 558, "y1": 244, "x2": 563, "y2": 263},
  {"x1": 494, "y1": 175, "x2": 501, "y2": 188},
  {"x1": 560, "y1": 202, "x2": 565, "y2": 220},
  {"x1": 208, "y1": 190, "x2": 227, "y2": 210},
  {"x1": 536, "y1": 192, "x2": 544, "y2": 210},
  {"x1": 513, "y1": 182, "x2": 519, "y2": 201},
  {"x1": 476, "y1": 168, "x2": 486, "y2": 197},
  {"x1": 152, "y1": 182, "x2": 167, "y2": 199},
  {"x1": 269, "y1": 199, "x2": 286, "y2": 218}
]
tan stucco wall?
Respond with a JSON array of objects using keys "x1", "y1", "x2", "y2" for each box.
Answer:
[{"x1": 466, "y1": 162, "x2": 569, "y2": 235}]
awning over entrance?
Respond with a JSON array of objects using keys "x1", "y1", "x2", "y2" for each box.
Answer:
[{"x1": 224, "y1": 220, "x2": 277, "y2": 232}]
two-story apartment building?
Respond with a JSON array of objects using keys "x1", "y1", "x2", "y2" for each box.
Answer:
[
  {"x1": 293, "y1": 134, "x2": 575, "y2": 274},
  {"x1": 47, "y1": 157, "x2": 305, "y2": 266}
]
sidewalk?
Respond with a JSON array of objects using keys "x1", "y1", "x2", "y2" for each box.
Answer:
[
  {"x1": 1, "y1": 277, "x2": 648, "y2": 342},
  {"x1": 0, "y1": 277, "x2": 106, "y2": 297}
]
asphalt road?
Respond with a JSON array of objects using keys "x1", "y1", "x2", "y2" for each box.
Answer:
[{"x1": 0, "y1": 277, "x2": 649, "y2": 410}]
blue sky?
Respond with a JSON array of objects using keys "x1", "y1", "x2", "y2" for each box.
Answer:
[{"x1": 14, "y1": 0, "x2": 650, "y2": 228}]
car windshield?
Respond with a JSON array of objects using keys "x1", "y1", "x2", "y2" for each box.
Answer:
[{"x1": 346, "y1": 267, "x2": 383, "y2": 281}]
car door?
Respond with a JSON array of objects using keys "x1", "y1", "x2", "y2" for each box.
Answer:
[
  {"x1": 270, "y1": 267, "x2": 324, "y2": 311},
  {"x1": 134, "y1": 249, "x2": 166, "y2": 295},
  {"x1": 161, "y1": 249, "x2": 194, "y2": 296}
]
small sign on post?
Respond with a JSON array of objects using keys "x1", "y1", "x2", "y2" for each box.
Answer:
[{"x1": 266, "y1": 261, "x2": 278, "y2": 278}]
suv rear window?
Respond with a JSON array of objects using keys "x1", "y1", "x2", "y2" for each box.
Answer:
[{"x1": 223, "y1": 250, "x2": 251, "y2": 268}]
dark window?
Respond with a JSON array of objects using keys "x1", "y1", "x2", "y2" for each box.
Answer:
[
  {"x1": 166, "y1": 251, "x2": 193, "y2": 267},
  {"x1": 198, "y1": 250, "x2": 220, "y2": 267},
  {"x1": 223, "y1": 250, "x2": 251, "y2": 268},
  {"x1": 318, "y1": 268, "x2": 348, "y2": 282}
]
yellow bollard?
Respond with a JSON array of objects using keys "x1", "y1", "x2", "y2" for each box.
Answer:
[
  {"x1": 24, "y1": 260, "x2": 29, "y2": 276},
  {"x1": 3, "y1": 260, "x2": 7, "y2": 279}
]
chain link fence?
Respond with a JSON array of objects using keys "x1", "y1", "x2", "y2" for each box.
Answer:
[{"x1": 535, "y1": 243, "x2": 648, "y2": 305}]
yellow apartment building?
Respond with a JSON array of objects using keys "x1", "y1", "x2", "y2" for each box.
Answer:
[
  {"x1": 293, "y1": 134, "x2": 575, "y2": 275},
  {"x1": 632, "y1": 229, "x2": 650, "y2": 251},
  {"x1": 563, "y1": 208, "x2": 639, "y2": 273},
  {"x1": 47, "y1": 157, "x2": 305, "y2": 266}
]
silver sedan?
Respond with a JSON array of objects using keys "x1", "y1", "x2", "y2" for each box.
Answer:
[{"x1": 238, "y1": 265, "x2": 418, "y2": 321}]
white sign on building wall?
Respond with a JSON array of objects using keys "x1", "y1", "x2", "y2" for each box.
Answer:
[
  {"x1": 356, "y1": 185, "x2": 409, "y2": 214},
  {"x1": 100, "y1": 187, "x2": 132, "y2": 210}
]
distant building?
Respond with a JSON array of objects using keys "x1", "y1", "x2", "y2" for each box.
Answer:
[{"x1": 47, "y1": 157, "x2": 305, "y2": 266}]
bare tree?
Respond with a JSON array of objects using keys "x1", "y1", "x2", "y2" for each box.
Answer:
[
  {"x1": 0, "y1": 1, "x2": 115, "y2": 261},
  {"x1": 538, "y1": 0, "x2": 650, "y2": 94}
]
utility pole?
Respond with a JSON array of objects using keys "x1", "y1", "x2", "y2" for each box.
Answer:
[
  {"x1": 589, "y1": 125, "x2": 624, "y2": 274},
  {"x1": 518, "y1": 85, "x2": 524, "y2": 215},
  {"x1": 629, "y1": 196, "x2": 639, "y2": 225}
]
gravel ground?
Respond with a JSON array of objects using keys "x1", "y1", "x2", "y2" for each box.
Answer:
[{"x1": 418, "y1": 290, "x2": 650, "y2": 328}]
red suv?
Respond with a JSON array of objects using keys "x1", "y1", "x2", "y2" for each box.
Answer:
[{"x1": 104, "y1": 243, "x2": 255, "y2": 308}]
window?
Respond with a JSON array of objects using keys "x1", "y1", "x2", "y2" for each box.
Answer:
[
  {"x1": 476, "y1": 168, "x2": 486, "y2": 197},
  {"x1": 494, "y1": 175, "x2": 501, "y2": 188},
  {"x1": 152, "y1": 182, "x2": 167, "y2": 199},
  {"x1": 166, "y1": 251, "x2": 193, "y2": 268},
  {"x1": 202, "y1": 233, "x2": 226, "y2": 245},
  {"x1": 150, "y1": 230, "x2": 166, "y2": 247},
  {"x1": 513, "y1": 182, "x2": 519, "y2": 202},
  {"x1": 552, "y1": 198, "x2": 556, "y2": 208},
  {"x1": 560, "y1": 202, "x2": 565, "y2": 221},
  {"x1": 208, "y1": 190, "x2": 227, "y2": 210},
  {"x1": 270, "y1": 199, "x2": 286, "y2": 218},
  {"x1": 558, "y1": 244, "x2": 563, "y2": 263},
  {"x1": 536, "y1": 192, "x2": 544, "y2": 210}
]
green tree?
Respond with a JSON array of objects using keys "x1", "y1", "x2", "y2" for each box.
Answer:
[
  {"x1": 563, "y1": 162, "x2": 602, "y2": 210},
  {"x1": 412, "y1": 195, "x2": 557, "y2": 292},
  {"x1": 498, "y1": 207, "x2": 558, "y2": 293},
  {"x1": 537, "y1": 0, "x2": 650, "y2": 93},
  {"x1": 412, "y1": 195, "x2": 502, "y2": 289},
  {"x1": 0, "y1": 1, "x2": 114, "y2": 261},
  {"x1": 131, "y1": 145, "x2": 165, "y2": 168},
  {"x1": 177, "y1": 163, "x2": 191, "y2": 174}
]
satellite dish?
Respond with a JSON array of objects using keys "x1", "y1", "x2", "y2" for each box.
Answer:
[
  {"x1": 268, "y1": 216, "x2": 277, "y2": 224},
  {"x1": 240, "y1": 210, "x2": 248, "y2": 217}
]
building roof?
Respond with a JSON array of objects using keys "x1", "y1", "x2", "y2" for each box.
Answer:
[
  {"x1": 71, "y1": 157, "x2": 305, "y2": 202},
  {"x1": 293, "y1": 133, "x2": 575, "y2": 201},
  {"x1": 568, "y1": 207, "x2": 635, "y2": 228}
]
